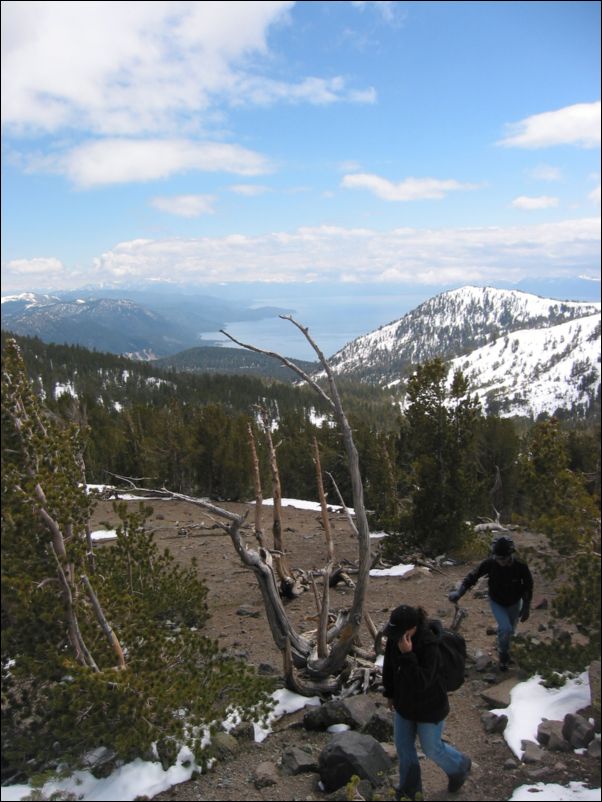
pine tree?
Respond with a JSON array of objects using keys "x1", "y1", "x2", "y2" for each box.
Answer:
[
  {"x1": 1, "y1": 340, "x2": 272, "y2": 780},
  {"x1": 401, "y1": 359, "x2": 482, "y2": 554}
]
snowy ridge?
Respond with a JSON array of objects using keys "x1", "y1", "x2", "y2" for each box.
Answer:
[
  {"x1": 450, "y1": 312, "x2": 601, "y2": 417},
  {"x1": 324, "y1": 286, "x2": 600, "y2": 417}
]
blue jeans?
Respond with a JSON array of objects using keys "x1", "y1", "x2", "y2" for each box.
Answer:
[
  {"x1": 394, "y1": 712, "x2": 468, "y2": 797},
  {"x1": 490, "y1": 598, "x2": 522, "y2": 661}
]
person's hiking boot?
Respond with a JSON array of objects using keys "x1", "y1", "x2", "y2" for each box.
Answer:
[
  {"x1": 498, "y1": 652, "x2": 511, "y2": 672},
  {"x1": 398, "y1": 763, "x2": 422, "y2": 801},
  {"x1": 447, "y1": 756, "x2": 471, "y2": 793}
]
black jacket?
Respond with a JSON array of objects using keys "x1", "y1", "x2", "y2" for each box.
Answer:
[
  {"x1": 382, "y1": 620, "x2": 449, "y2": 724},
  {"x1": 461, "y1": 557, "x2": 533, "y2": 607}
]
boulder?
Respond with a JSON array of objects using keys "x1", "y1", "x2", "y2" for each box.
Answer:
[
  {"x1": 521, "y1": 740, "x2": 545, "y2": 764},
  {"x1": 480, "y1": 677, "x2": 521, "y2": 708},
  {"x1": 211, "y1": 732, "x2": 238, "y2": 758},
  {"x1": 304, "y1": 695, "x2": 378, "y2": 731},
  {"x1": 481, "y1": 711, "x2": 508, "y2": 734},
  {"x1": 536, "y1": 720, "x2": 570, "y2": 753},
  {"x1": 318, "y1": 731, "x2": 392, "y2": 792},
  {"x1": 361, "y1": 709, "x2": 394, "y2": 742},
  {"x1": 281, "y1": 746, "x2": 318, "y2": 775},
  {"x1": 253, "y1": 761, "x2": 279, "y2": 788},
  {"x1": 562, "y1": 713, "x2": 595, "y2": 749}
]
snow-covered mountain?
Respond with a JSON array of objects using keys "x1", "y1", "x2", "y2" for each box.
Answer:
[
  {"x1": 449, "y1": 312, "x2": 601, "y2": 417},
  {"x1": 327, "y1": 286, "x2": 601, "y2": 418},
  {"x1": 1, "y1": 295, "x2": 191, "y2": 358}
]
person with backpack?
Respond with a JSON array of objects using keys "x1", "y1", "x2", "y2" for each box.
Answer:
[
  {"x1": 382, "y1": 604, "x2": 471, "y2": 801},
  {"x1": 448, "y1": 535, "x2": 533, "y2": 672}
]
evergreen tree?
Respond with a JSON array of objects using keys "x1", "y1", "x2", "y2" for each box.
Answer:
[
  {"x1": 1, "y1": 340, "x2": 272, "y2": 780},
  {"x1": 513, "y1": 418, "x2": 600, "y2": 681},
  {"x1": 401, "y1": 359, "x2": 482, "y2": 554}
]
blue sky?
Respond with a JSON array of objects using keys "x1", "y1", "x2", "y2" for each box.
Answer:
[{"x1": 1, "y1": 0, "x2": 600, "y2": 293}]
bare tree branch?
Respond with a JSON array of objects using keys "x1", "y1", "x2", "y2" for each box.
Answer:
[{"x1": 220, "y1": 329, "x2": 335, "y2": 410}]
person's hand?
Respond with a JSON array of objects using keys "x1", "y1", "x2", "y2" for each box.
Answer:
[
  {"x1": 398, "y1": 627, "x2": 416, "y2": 653},
  {"x1": 448, "y1": 590, "x2": 461, "y2": 603},
  {"x1": 520, "y1": 606, "x2": 530, "y2": 622}
]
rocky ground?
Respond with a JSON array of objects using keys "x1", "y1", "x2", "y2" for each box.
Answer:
[{"x1": 90, "y1": 498, "x2": 601, "y2": 802}]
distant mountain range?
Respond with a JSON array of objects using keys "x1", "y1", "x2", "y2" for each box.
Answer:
[
  {"x1": 0, "y1": 290, "x2": 288, "y2": 359},
  {"x1": 326, "y1": 286, "x2": 601, "y2": 418},
  {"x1": 3, "y1": 285, "x2": 600, "y2": 419}
]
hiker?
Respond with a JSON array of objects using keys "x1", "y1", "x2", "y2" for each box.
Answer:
[
  {"x1": 448, "y1": 535, "x2": 533, "y2": 671},
  {"x1": 382, "y1": 604, "x2": 471, "y2": 800}
]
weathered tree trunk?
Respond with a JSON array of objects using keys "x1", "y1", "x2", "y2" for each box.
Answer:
[
  {"x1": 313, "y1": 436, "x2": 335, "y2": 563},
  {"x1": 247, "y1": 423, "x2": 265, "y2": 547},
  {"x1": 221, "y1": 318, "x2": 373, "y2": 689}
]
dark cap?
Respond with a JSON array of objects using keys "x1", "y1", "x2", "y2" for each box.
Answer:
[
  {"x1": 384, "y1": 604, "x2": 421, "y2": 636},
  {"x1": 492, "y1": 536, "x2": 515, "y2": 557}
]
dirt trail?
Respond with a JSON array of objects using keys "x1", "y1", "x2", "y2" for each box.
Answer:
[{"x1": 90, "y1": 499, "x2": 599, "y2": 801}]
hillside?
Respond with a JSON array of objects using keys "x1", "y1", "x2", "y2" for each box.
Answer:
[
  {"x1": 154, "y1": 345, "x2": 318, "y2": 382},
  {"x1": 326, "y1": 286, "x2": 601, "y2": 418}
]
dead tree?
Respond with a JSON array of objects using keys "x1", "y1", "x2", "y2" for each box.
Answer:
[
  {"x1": 114, "y1": 318, "x2": 373, "y2": 696},
  {"x1": 221, "y1": 317, "x2": 373, "y2": 691}
]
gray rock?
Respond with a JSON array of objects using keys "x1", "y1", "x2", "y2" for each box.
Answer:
[
  {"x1": 504, "y1": 758, "x2": 519, "y2": 770},
  {"x1": 562, "y1": 713, "x2": 595, "y2": 749},
  {"x1": 587, "y1": 738, "x2": 601, "y2": 760},
  {"x1": 532, "y1": 596, "x2": 549, "y2": 610},
  {"x1": 304, "y1": 695, "x2": 378, "y2": 731},
  {"x1": 481, "y1": 711, "x2": 508, "y2": 734},
  {"x1": 212, "y1": 732, "x2": 239, "y2": 758},
  {"x1": 537, "y1": 720, "x2": 570, "y2": 752},
  {"x1": 381, "y1": 743, "x2": 398, "y2": 763},
  {"x1": 521, "y1": 740, "x2": 545, "y2": 764},
  {"x1": 318, "y1": 731, "x2": 392, "y2": 792},
  {"x1": 237, "y1": 605, "x2": 261, "y2": 618},
  {"x1": 480, "y1": 677, "x2": 521, "y2": 708},
  {"x1": 253, "y1": 761, "x2": 279, "y2": 788},
  {"x1": 476, "y1": 654, "x2": 494, "y2": 672},
  {"x1": 281, "y1": 746, "x2": 318, "y2": 775},
  {"x1": 361, "y1": 709, "x2": 394, "y2": 742},
  {"x1": 486, "y1": 626, "x2": 498, "y2": 636}
]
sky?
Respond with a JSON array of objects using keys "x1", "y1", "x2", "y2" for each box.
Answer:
[{"x1": 1, "y1": 1, "x2": 601, "y2": 295}]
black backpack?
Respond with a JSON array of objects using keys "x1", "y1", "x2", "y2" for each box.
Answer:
[{"x1": 438, "y1": 629, "x2": 467, "y2": 692}]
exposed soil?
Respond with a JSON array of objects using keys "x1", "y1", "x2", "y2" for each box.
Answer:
[{"x1": 90, "y1": 498, "x2": 600, "y2": 801}]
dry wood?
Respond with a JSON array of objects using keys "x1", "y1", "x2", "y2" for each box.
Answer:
[
  {"x1": 81, "y1": 574, "x2": 126, "y2": 670},
  {"x1": 313, "y1": 436, "x2": 335, "y2": 562},
  {"x1": 48, "y1": 544, "x2": 99, "y2": 672},
  {"x1": 246, "y1": 423, "x2": 265, "y2": 547}
]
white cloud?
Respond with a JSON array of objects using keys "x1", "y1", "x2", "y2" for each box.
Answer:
[
  {"x1": 83, "y1": 217, "x2": 600, "y2": 287},
  {"x1": 498, "y1": 101, "x2": 601, "y2": 149},
  {"x1": 229, "y1": 184, "x2": 270, "y2": 196},
  {"x1": 351, "y1": 1, "x2": 402, "y2": 23},
  {"x1": 341, "y1": 173, "x2": 479, "y2": 201},
  {"x1": 512, "y1": 195, "x2": 560, "y2": 210},
  {"x1": 526, "y1": 164, "x2": 562, "y2": 182},
  {"x1": 151, "y1": 195, "x2": 216, "y2": 217},
  {"x1": 6, "y1": 256, "x2": 64, "y2": 275},
  {"x1": 25, "y1": 138, "x2": 272, "y2": 188},
  {"x1": 3, "y1": 256, "x2": 82, "y2": 288},
  {"x1": 1, "y1": 2, "x2": 373, "y2": 137},
  {"x1": 588, "y1": 185, "x2": 601, "y2": 205}
]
